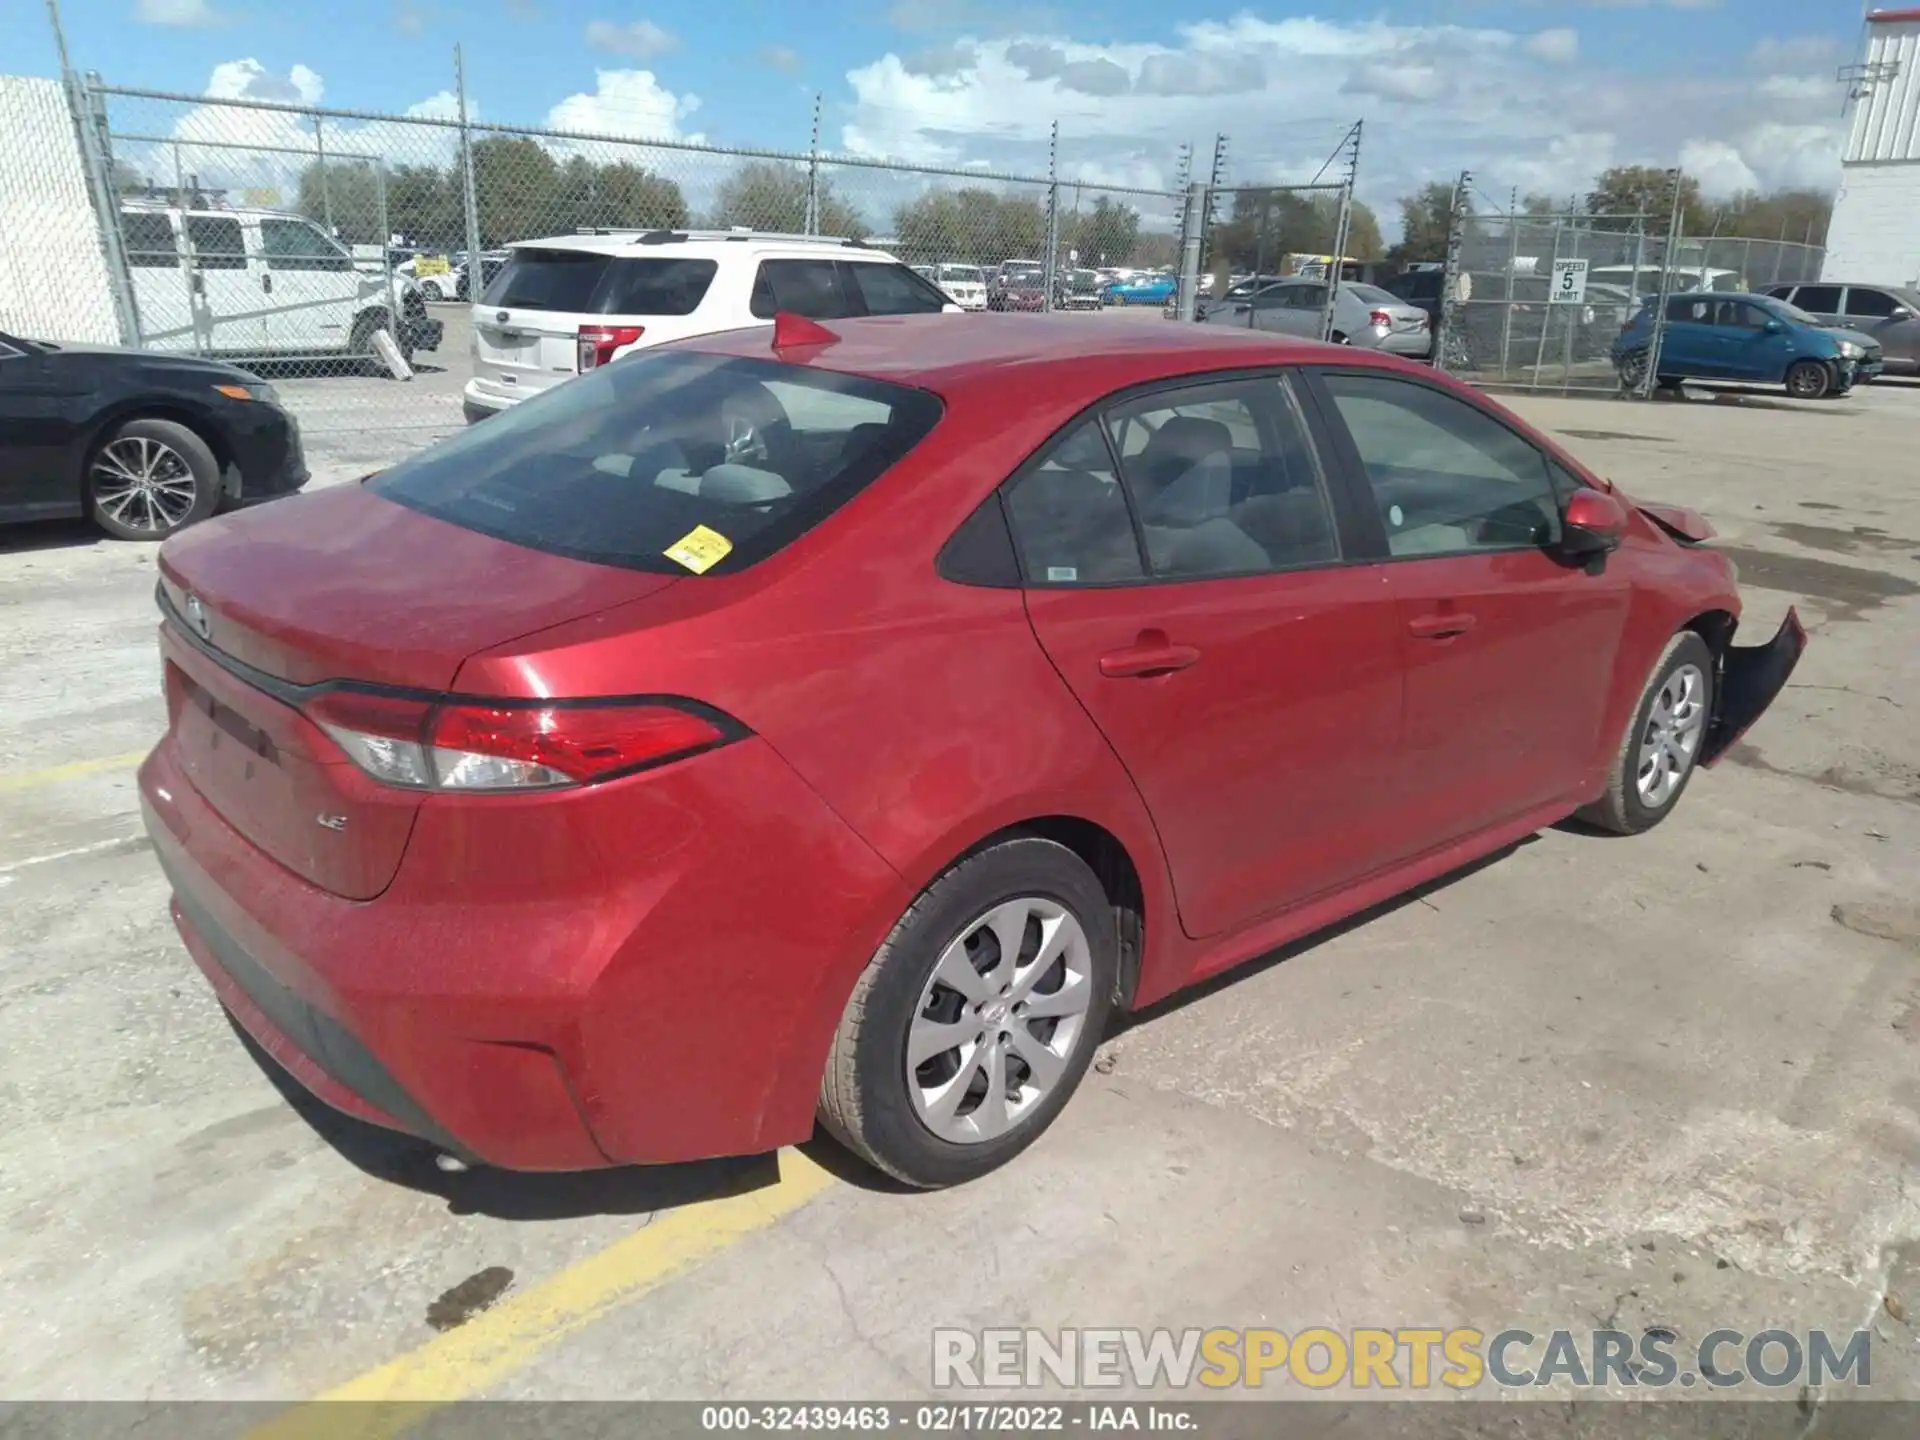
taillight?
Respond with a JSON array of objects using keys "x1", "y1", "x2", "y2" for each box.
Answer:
[
  {"x1": 304, "y1": 690, "x2": 732, "y2": 792},
  {"x1": 1369, "y1": 308, "x2": 1393, "y2": 328},
  {"x1": 577, "y1": 324, "x2": 644, "y2": 372}
]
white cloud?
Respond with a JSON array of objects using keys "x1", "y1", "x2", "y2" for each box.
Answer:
[
  {"x1": 204, "y1": 58, "x2": 324, "y2": 105},
  {"x1": 760, "y1": 44, "x2": 803, "y2": 75},
  {"x1": 545, "y1": 68, "x2": 700, "y2": 143},
  {"x1": 837, "y1": 13, "x2": 1844, "y2": 235},
  {"x1": 134, "y1": 0, "x2": 220, "y2": 26},
  {"x1": 1524, "y1": 28, "x2": 1580, "y2": 63},
  {"x1": 584, "y1": 19, "x2": 678, "y2": 59}
]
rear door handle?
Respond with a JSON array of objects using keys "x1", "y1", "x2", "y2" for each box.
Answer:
[
  {"x1": 1408, "y1": 612, "x2": 1477, "y2": 640},
  {"x1": 1099, "y1": 642, "x2": 1201, "y2": 678},
  {"x1": 261, "y1": 272, "x2": 273, "y2": 293}
]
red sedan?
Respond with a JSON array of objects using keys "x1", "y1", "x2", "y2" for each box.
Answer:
[{"x1": 139, "y1": 314, "x2": 1802, "y2": 1188}]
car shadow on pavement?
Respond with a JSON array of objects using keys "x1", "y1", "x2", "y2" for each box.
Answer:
[
  {"x1": 230, "y1": 1016, "x2": 787, "y2": 1221},
  {"x1": 1108, "y1": 835, "x2": 1538, "y2": 1039},
  {"x1": 0, "y1": 517, "x2": 109, "y2": 554}
]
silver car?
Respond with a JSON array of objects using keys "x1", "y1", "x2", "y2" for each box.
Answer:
[
  {"x1": 1763, "y1": 282, "x2": 1920, "y2": 376},
  {"x1": 1204, "y1": 279, "x2": 1431, "y2": 358}
]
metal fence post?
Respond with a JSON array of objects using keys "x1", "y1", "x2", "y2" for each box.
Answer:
[
  {"x1": 804, "y1": 92, "x2": 821, "y2": 236},
  {"x1": 455, "y1": 44, "x2": 483, "y2": 287},
  {"x1": 1531, "y1": 217, "x2": 1562, "y2": 381},
  {"x1": 1637, "y1": 168, "x2": 1687, "y2": 400},
  {"x1": 1317, "y1": 121, "x2": 1359, "y2": 344},
  {"x1": 314, "y1": 112, "x2": 334, "y2": 236},
  {"x1": 56, "y1": 45, "x2": 142, "y2": 346},
  {"x1": 1177, "y1": 182, "x2": 1206, "y2": 322},
  {"x1": 1434, "y1": 169, "x2": 1469, "y2": 373},
  {"x1": 1042, "y1": 120, "x2": 1059, "y2": 314}
]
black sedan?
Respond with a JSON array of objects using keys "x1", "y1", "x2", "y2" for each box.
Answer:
[{"x1": 0, "y1": 333, "x2": 307, "y2": 541}]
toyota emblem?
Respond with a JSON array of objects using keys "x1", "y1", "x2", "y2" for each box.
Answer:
[{"x1": 184, "y1": 592, "x2": 211, "y2": 640}]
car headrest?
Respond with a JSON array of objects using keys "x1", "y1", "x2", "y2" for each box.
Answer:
[{"x1": 1136, "y1": 416, "x2": 1232, "y2": 489}]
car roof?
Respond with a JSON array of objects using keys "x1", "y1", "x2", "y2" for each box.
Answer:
[
  {"x1": 1794, "y1": 279, "x2": 1918, "y2": 296},
  {"x1": 682, "y1": 312, "x2": 1411, "y2": 405},
  {"x1": 504, "y1": 231, "x2": 897, "y2": 261}
]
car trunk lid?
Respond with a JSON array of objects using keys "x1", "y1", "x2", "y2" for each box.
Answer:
[{"x1": 155, "y1": 485, "x2": 677, "y2": 898}]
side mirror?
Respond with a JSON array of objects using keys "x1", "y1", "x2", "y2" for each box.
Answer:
[
  {"x1": 1561, "y1": 488, "x2": 1629, "y2": 557},
  {"x1": 1891, "y1": 306, "x2": 1913, "y2": 321},
  {"x1": 1762, "y1": 319, "x2": 1785, "y2": 334}
]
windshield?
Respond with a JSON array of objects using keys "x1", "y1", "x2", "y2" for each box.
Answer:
[
  {"x1": 369, "y1": 351, "x2": 943, "y2": 575},
  {"x1": 1762, "y1": 297, "x2": 1819, "y2": 326},
  {"x1": 939, "y1": 265, "x2": 982, "y2": 283}
]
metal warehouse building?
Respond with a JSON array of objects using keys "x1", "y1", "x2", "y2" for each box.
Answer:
[{"x1": 1825, "y1": 8, "x2": 1920, "y2": 286}]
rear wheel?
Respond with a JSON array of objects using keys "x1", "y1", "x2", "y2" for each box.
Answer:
[
  {"x1": 1577, "y1": 630, "x2": 1715, "y2": 835},
  {"x1": 1616, "y1": 348, "x2": 1649, "y2": 390},
  {"x1": 1785, "y1": 359, "x2": 1831, "y2": 399},
  {"x1": 819, "y1": 837, "x2": 1116, "y2": 1188},
  {"x1": 86, "y1": 418, "x2": 220, "y2": 541}
]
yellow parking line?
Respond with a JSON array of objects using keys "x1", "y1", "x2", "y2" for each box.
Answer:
[
  {"x1": 0, "y1": 750, "x2": 149, "y2": 794},
  {"x1": 247, "y1": 1147, "x2": 838, "y2": 1440}
]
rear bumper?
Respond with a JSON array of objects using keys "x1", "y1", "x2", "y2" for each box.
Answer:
[
  {"x1": 139, "y1": 730, "x2": 906, "y2": 1170},
  {"x1": 461, "y1": 375, "x2": 547, "y2": 418},
  {"x1": 1375, "y1": 330, "x2": 1433, "y2": 359},
  {"x1": 401, "y1": 316, "x2": 445, "y2": 353}
]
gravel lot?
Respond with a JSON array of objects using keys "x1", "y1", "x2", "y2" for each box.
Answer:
[{"x1": 3, "y1": 320, "x2": 1917, "y2": 1419}]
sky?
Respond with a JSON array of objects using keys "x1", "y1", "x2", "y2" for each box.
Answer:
[{"x1": 6, "y1": 0, "x2": 1873, "y2": 235}]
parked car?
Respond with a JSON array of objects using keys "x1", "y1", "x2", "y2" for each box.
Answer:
[
  {"x1": 463, "y1": 229, "x2": 959, "y2": 422},
  {"x1": 1106, "y1": 272, "x2": 1177, "y2": 307},
  {"x1": 1194, "y1": 273, "x2": 1286, "y2": 324},
  {"x1": 1205, "y1": 279, "x2": 1431, "y2": 358},
  {"x1": 396, "y1": 254, "x2": 460, "y2": 302},
  {"x1": 1762, "y1": 282, "x2": 1920, "y2": 376},
  {"x1": 1062, "y1": 269, "x2": 1105, "y2": 310},
  {"x1": 115, "y1": 200, "x2": 442, "y2": 367},
  {"x1": 141, "y1": 313, "x2": 1800, "y2": 1187},
  {"x1": 988, "y1": 262, "x2": 1051, "y2": 312},
  {"x1": 1380, "y1": 268, "x2": 1444, "y2": 334},
  {"x1": 1613, "y1": 292, "x2": 1881, "y2": 398},
  {"x1": 931, "y1": 263, "x2": 989, "y2": 311},
  {"x1": 452, "y1": 252, "x2": 508, "y2": 302},
  {"x1": 0, "y1": 330, "x2": 306, "y2": 540}
]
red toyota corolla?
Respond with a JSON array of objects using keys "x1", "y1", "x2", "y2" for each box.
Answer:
[{"x1": 139, "y1": 313, "x2": 1803, "y2": 1188}]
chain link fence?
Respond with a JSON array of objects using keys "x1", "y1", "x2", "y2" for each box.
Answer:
[
  {"x1": 1190, "y1": 180, "x2": 1365, "y2": 339},
  {"x1": 1435, "y1": 208, "x2": 1828, "y2": 392},
  {"x1": 9, "y1": 72, "x2": 1190, "y2": 455}
]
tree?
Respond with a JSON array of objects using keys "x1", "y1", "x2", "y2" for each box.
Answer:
[
  {"x1": 1343, "y1": 200, "x2": 1384, "y2": 263},
  {"x1": 1585, "y1": 165, "x2": 1709, "y2": 235},
  {"x1": 893, "y1": 186, "x2": 971, "y2": 263},
  {"x1": 295, "y1": 160, "x2": 387, "y2": 244},
  {"x1": 387, "y1": 163, "x2": 461, "y2": 250},
  {"x1": 1209, "y1": 189, "x2": 1381, "y2": 274},
  {"x1": 707, "y1": 161, "x2": 864, "y2": 240},
  {"x1": 1064, "y1": 195, "x2": 1140, "y2": 268},
  {"x1": 1385, "y1": 181, "x2": 1462, "y2": 270},
  {"x1": 1521, "y1": 193, "x2": 1560, "y2": 218},
  {"x1": 469, "y1": 136, "x2": 560, "y2": 247},
  {"x1": 1708, "y1": 188, "x2": 1832, "y2": 246},
  {"x1": 596, "y1": 160, "x2": 688, "y2": 231}
]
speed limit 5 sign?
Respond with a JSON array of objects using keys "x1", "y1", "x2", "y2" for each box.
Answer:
[{"x1": 1551, "y1": 258, "x2": 1590, "y2": 304}]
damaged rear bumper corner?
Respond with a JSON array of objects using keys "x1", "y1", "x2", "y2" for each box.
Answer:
[{"x1": 1701, "y1": 607, "x2": 1807, "y2": 767}]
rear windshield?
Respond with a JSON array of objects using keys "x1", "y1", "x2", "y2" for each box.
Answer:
[
  {"x1": 483, "y1": 249, "x2": 718, "y2": 316},
  {"x1": 1347, "y1": 283, "x2": 1398, "y2": 305},
  {"x1": 368, "y1": 351, "x2": 944, "y2": 575}
]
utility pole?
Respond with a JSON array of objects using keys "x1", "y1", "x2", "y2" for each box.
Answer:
[
  {"x1": 1316, "y1": 120, "x2": 1361, "y2": 344},
  {"x1": 805, "y1": 92, "x2": 822, "y2": 236},
  {"x1": 455, "y1": 44, "x2": 483, "y2": 290}
]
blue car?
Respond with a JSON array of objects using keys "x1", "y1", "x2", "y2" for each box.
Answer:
[
  {"x1": 1105, "y1": 273, "x2": 1177, "y2": 306},
  {"x1": 1613, "y1": 291, "x2": 1883, "y2": 399}
]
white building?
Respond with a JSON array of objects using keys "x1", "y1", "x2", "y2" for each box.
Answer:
[{"x1": 1825, "y1": 8, "x2": 1920, "y2": 286}]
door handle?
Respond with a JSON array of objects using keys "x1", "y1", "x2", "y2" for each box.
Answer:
[
  {"x1": 190, "y1": 271, "x2": 204, "y2": 295},
  {"x1": 262, "y1": 272, "x2": 273, "y2": 293},
  {"x1": 1099, "y1": 640, "x2": 1200, "y2": 678},
  {"x1": 1408, "y1": 612, "x2": 1477, "y2": 640}
]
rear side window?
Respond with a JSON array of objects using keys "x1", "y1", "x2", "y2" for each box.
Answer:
[
  {"x1": 368, "y1": 351, "x2": 942, "y2": 575},
  {"x1": 848, "y1": 262, "x2": 948, "y2": 315},
  {"x1": 597, "y1": 258, "x2": 718, "y2": 315},
  {"x1": 186, "y1": 216, "x2": 247, "y2": 270},
  {"x1": 1793, "y1": 285, "x2": 1842, "y2": 313},
  {"x1": 484, "y1": 249, "x2": 611, "y2": 311},
  {"x1": 750, "y1": 260, "x2": 858, "y2": 320},
  {"x1": 121, "y1": 212, "x2": 177, "y2": 268},
  {"x1": 1003, "y1": 421, "x2": 1144, "y2": 585}
]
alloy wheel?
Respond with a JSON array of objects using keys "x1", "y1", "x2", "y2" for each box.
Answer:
[
  {"x1": 1636, "y1": 663, "x2": 1707, "y2": 808},
  {"x1": 906, "y1": 896, "x2": 1094, "y2": 1145},
  {"x1": 90, "y1": 437, "x2": 199, "y2": 537}
]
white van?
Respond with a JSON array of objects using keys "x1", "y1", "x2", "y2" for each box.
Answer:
[{"x1": 115, "y1": 200, "x2": 443, "y2": 365}]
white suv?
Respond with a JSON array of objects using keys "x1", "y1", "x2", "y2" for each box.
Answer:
[{"x1": 462, "y1": 230, "x2": 960, "y2": 422}]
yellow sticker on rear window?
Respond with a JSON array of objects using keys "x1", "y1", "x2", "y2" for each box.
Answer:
[{"x1": 663, "y1": 524, "x2": 734, "y2": 574}]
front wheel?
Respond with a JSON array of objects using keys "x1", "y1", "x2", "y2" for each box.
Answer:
[
  {"x1": 86, "y1": 418, "x2": 221, "y2": 541},
  {"x1": 1577, "y1": 631, "x2": 1715, "y2": 835},
  {"x1": 818, "y1": 837, "x2": 1116, "y2": 1188},
  {"x1": 1785, "y1": 359, "x2": 1831, "y2": 399}
]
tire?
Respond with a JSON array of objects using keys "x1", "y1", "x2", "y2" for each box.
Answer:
[
  {"x1": 1331, "y1": 331, "x2": 1351, "y2": 345},
  {"x1": 1616, "y1": 348, "x2": 1649, "y2": 390},
  {"x1": 86, "y1": 418, "x2": 221, "y2": 541},
  {"x1": 1576, "y1": 630, "x2": 1715, "y2": 836},
  {"x1": 818, "y1": 837, "x2": 1117, "y2": 1188},
  {"x1": 1785, "y1": 359, "x2": 1830, "y2": 400}
]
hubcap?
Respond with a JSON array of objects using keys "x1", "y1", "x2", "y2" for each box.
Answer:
[
  {"x1": 906, "y1": 896, "x2": 1094, "y2": 1145},
  {"x1": 91, "y1": 437, "x2": 196, "y2": 535},
  {"x1": 1636, "y1": 663, "x2": 1707, "y2": 808}
]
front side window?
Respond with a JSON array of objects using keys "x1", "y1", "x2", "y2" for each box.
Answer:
[
  {"x1": 1106, "y1": 377, "x2": 1337, "y2": 579},
  {"x1": 259, "y1": 217, "x2": 352, "y2": 272},
  {"x1": 185, "y1": 216, "x2": 247, "y2": 270},
  {"x1": 1002, "y1": 420, "x2": 1144, "y2": 585},
  {"x1": 120, "y1": 212, "x2": 178, "y2": 268},
  {"x1": 847, "y1": 262, "x2": 949, "y2": 315},
  {"x1": 1842, "y1": 288, "x2": 1899, "y2": 319},
  {"x1": 368, "y1": 351, "x2": 942, "y2": 575},
  {"x1": 1319, "y1": 372, "x2": 1559, "y2": 557},
  {"x1": 1712, "y1": 300, "x2": 1769, "y2": 330},
  {"x1": 1666, "y1": 296, "x2": 1713, "y2": 324},
  {"x1": 750, "y1": 259, "x2": 857, "y2": 320}
]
